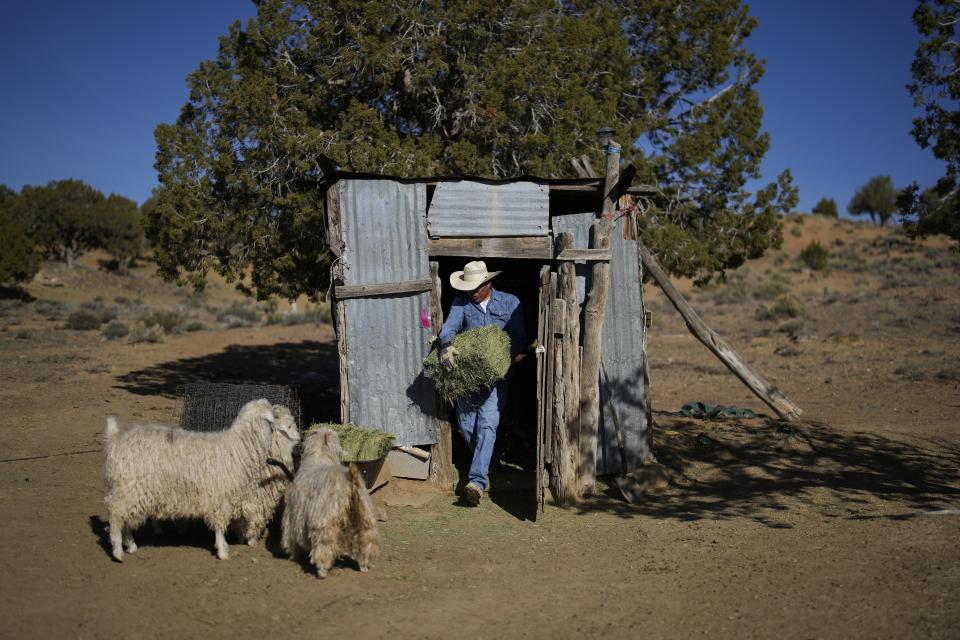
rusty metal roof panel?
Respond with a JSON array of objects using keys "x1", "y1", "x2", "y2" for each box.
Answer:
[{"x1": 427, "y1": 181, "x2": 550, "y2": 237}]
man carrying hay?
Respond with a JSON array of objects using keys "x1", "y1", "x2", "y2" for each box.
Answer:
[{"x1": 438, "y1": 260, "x2": 526, "y2": 505}]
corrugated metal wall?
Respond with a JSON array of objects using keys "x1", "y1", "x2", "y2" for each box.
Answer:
[
  {"x1": 552, "y1": 213, "x2": 649, "y2": 473},
  {"x1": 427, "y1": 181, "x2": 550, "y2": 237},
  {"x1": 337, "y1": 180, "x2": 437, "y2": 446}
]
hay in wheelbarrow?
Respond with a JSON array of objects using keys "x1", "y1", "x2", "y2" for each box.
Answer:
[
  {"x1": 423, "y1": 325, "x2": 511, "y2": 402},
  {"x1": 306, "y1": 422, "x2": 395, "y2": 462},
  {"x1": 306, "y1": 422, "x2": 395, "y2": 490}
]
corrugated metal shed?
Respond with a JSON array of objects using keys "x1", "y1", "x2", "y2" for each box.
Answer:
[
  {"x1": 337, "y1": 180, "x2": 437, "y2": 446},
  {"x1": 552, "y1": 213, "x2": 649, "y2": 473},
  {"x1": 427, "y1": 181, "x2": 550, "y2": 237}
]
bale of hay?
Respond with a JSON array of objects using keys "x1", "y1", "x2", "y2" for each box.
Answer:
[
  {"x1": 307, "y1": 423, "x2": 395, "y2": 462},
  {"x1": 423, "y1": 325, "x2": 511, "y2": 402}
]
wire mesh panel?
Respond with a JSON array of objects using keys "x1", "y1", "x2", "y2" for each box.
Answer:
[{"x1": 178, "y1": 382, "x2": 301, "y2": 432}]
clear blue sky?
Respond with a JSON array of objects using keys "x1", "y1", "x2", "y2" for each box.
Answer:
[{"x1": 0, "y1": 1, "x2": 945, "y2": 214}]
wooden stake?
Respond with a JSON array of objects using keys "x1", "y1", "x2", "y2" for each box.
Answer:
[
  {"x1": 427, "y1": 261, "x2": 455, "y2": 491},
  {"x1": 635, "y1": 240, "x2": 804, "y2": 422},
  {"x1": 326, "y1": 183, "x2": 350, "y2": 423}
]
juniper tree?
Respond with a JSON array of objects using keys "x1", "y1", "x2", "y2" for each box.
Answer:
[
  {"x1": 900, "y1": 0, "x2": 960, "y2": 242},
  {"x1": 812, "y1": 197, "x2": 838, "y2": 218},
  {"x1": 0, "y1": 185, "x2": 40, "y2": 285},
  {"x1": 151, "y1": 0, "x2": 798, "y2": 299},
  {"x1": 94, "y1": 194, "x2": 144, "y2": 273},
  {"x1": 13, "y1": 179, "x2": 105, "y2": 267},
  {"x1": 848, "y1": 176, "x2": 897, "y2": 226}
]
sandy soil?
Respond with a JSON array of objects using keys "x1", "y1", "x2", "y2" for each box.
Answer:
[{"x1": 1, "y1": 216, "x2": 958, "y2": 639}]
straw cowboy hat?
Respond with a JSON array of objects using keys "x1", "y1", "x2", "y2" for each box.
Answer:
[{"x1": 450, "y1": 260, "x2": 501, "y2": 291}]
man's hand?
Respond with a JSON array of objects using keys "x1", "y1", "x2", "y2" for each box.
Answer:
[{"x1": 440, "y1": 346, "x2": 458, "y2": 370}]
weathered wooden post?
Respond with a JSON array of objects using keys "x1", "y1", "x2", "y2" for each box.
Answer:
[
  {"x1": 325, "y1": 182, "x2": 351, "y2": 424},
  {"x1": 578, "y1": 128, "x2": 619, "y2": 496},
  {"x1": 549, "y1": 302, "x2": 569, "y2": 503},
  {"x1": 557, "y1": 233, "x2": 582, "y2": 498},
  {"x1": 427, "y1": 261, "x2": 455, "y2": 490}
]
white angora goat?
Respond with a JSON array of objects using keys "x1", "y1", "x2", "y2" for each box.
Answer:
[{"x1": 103, "y1": 398, "x2": 299, "y2": 561}]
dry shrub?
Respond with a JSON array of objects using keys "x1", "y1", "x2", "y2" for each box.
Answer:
[
  {"x1": 777, "y1": 318, "x2": 804, "y2": 338},
  {"x1": 128, "y1": 321, "x2": 164, "y2": 344},
  {"x1": 266, "y1": 304, "x2": 331, "y2": 326},
  {"x1": 65, "y1": 309, "x2": 102, "y2": 331},
  {"x1": 101, "y1": 320, "x2": 130, "y2": 341},
  {"x1": 81, "y1": 300, "x2": 119, "y2": 323},
  {"x1": 138, "y1": 308, "x2": 188, "y2": 334},
  {"x1": 215, "y1": 302, "x2": 261, "y2": 325},
  {"x1": 756, "y1": 294, "x2": 805, "y2": 321},
  {"x1": 799, "y1": 241, "x2": 829, "y2": 271},
  {"x1": 34, "y1": 300, "x2": 65, "y2": 318},
  {"x1": 698, "y1": 268, "x2": 792, "y2": 304}
]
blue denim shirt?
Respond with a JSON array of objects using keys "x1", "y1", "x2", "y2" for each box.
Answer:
[{"x1": 438, "y1": 288, "x2": 527, "y2": 357}]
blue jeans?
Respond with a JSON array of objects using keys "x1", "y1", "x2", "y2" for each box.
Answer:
[{"x1": 456, "y1": 381, "x2": 508, "y2": 491}]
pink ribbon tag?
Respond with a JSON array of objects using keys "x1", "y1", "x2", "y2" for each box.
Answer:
[{"x1": 420, "y1": 309, "x2": 431, "y2": 329}]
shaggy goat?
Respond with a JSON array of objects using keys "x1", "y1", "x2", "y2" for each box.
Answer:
[
  {"x1": 281, "y1": 428, "x2": 380, "y2": 578},
  {"x1": 103, "y1": 398, "x2": 299, "y2": 561}
]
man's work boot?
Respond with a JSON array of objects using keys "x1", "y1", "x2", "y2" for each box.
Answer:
[{"x1": 463, "y1": 482, "x2": 483, "y2": 506}]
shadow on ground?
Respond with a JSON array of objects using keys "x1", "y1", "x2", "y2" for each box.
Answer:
[
  {"x1": 575, "y1": 412, "x2": 960, "y2": 525},
  {"x1": 114, "y1": 340, "x2": 339, "y2": 424}
]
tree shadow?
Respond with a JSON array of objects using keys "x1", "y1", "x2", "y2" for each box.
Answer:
[
  {"x1": 572, "y1": 413, "x2": 960, "y2": 525},
  {"x1": 114, "y1": 340, "x2": 340, "y2": 425}
]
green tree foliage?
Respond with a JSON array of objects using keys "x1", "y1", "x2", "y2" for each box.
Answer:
[
  {"x1": 0, "y1": 185, "x2": 41, "y2": 285},
  {"x1": 900, "y1": 0, "x2": 960, "y2": 242},
  {"x1": 14, "y1": 180, "x2": 105, "y2": 266},
  {"x1": 848, "y1": 176, "x2": 897, "y2": 226},
  {"x1": 150, "y1": 0, "x2": 798, "y2": 298},
  {"x1": 94, "y1": 194, "x2": 144, "y2": 272},
  {"x1": 10, "y1": 180, "x2": 145, "y2": 269},
  {"x1": 812, "y1": 197, "x2": 838, "y2": 217}
]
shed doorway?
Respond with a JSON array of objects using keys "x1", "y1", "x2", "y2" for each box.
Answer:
[{"x1": 433, "y1": 256, "x2": 546, "y2": 520}]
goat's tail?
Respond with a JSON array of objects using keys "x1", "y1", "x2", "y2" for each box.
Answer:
[
  {"x1": 347, "y1": 462, "x2": 367, "y2": 526},
  {"x1": 348, "y1": 463, "x2": 372, "y2": 527},
  {"x1": 348, "y1": 462, "x2": 365, "y2": 495},
  {"x1": 105, "y1": 415, "x2": 120, "y2": 441}
]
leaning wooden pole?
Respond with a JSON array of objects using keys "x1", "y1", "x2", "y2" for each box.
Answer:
[{"x1": 636, "y1": 240, "x2": 804, "y2": 422}]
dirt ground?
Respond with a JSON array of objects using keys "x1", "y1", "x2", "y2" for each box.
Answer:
[{"x1": 1, "y1": 215, "x2": 958, "y2": 639}]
